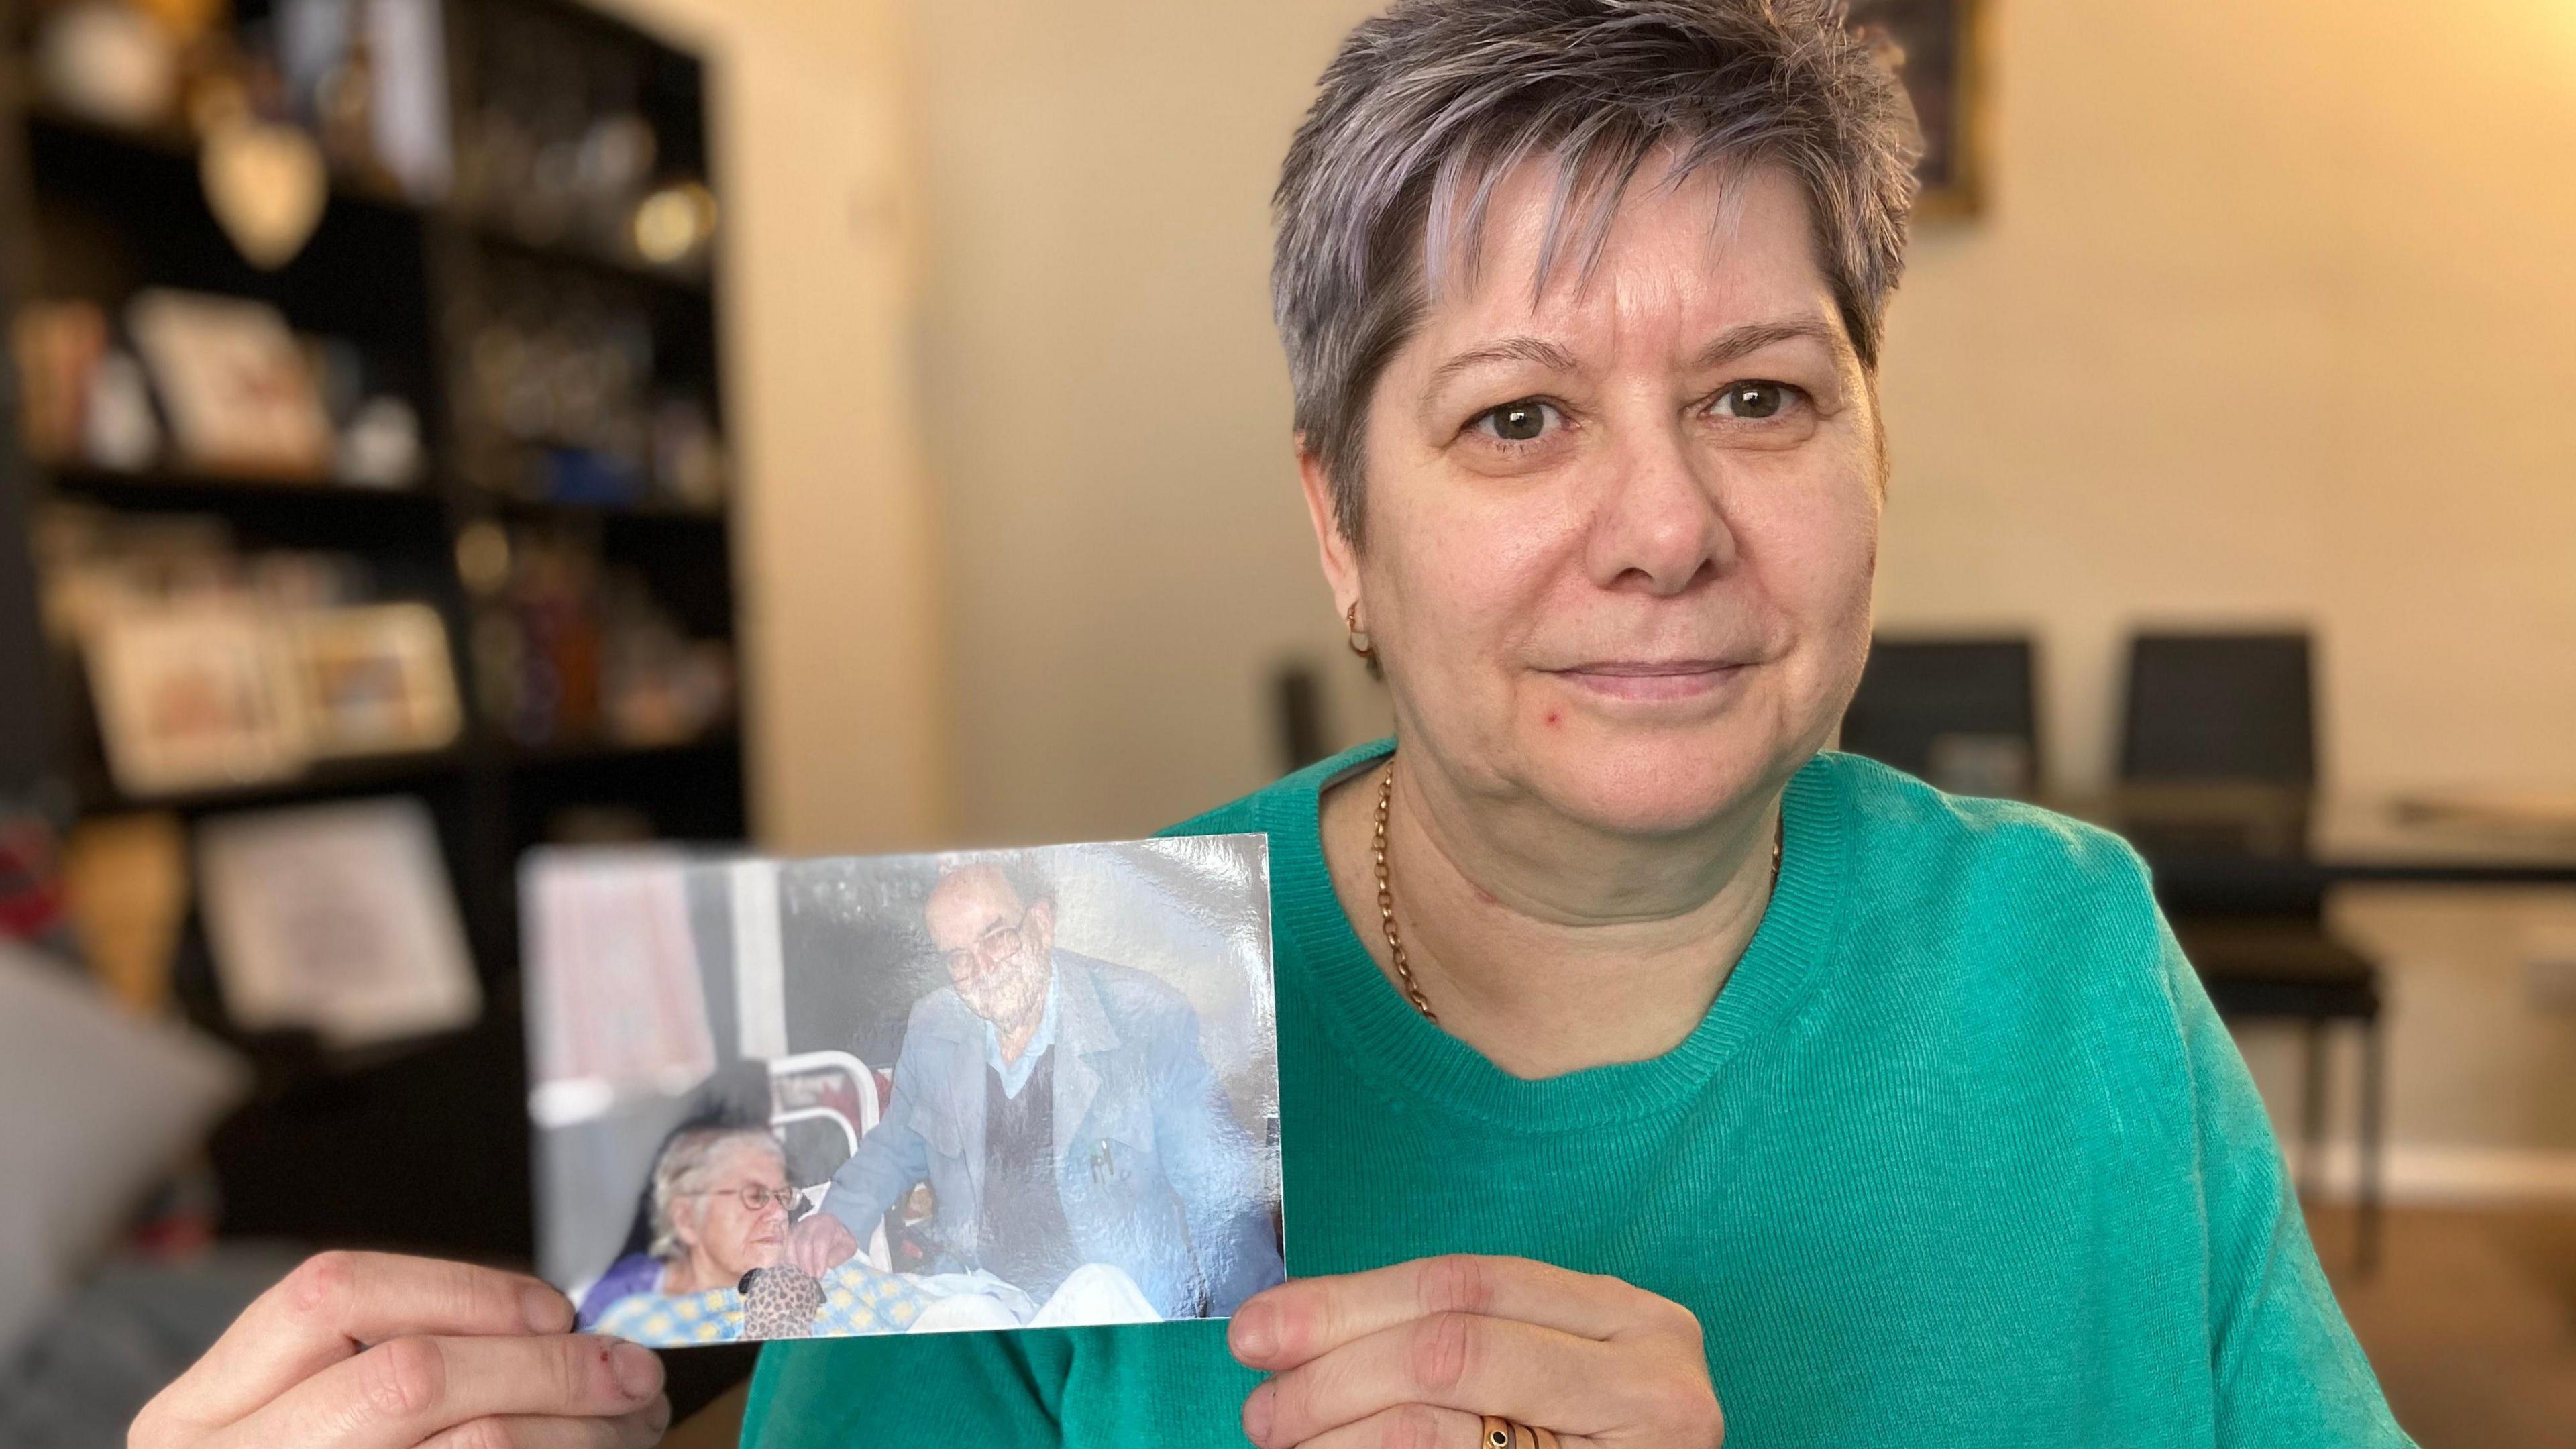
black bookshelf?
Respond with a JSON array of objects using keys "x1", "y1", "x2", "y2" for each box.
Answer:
[{"x1": 0, "y1": 0, "x2": 745, "y2": 1265}]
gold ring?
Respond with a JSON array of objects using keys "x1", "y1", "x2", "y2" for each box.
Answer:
[{"x1": 1478, "y1": 1417, "x2": 1557, "y2": 1449}]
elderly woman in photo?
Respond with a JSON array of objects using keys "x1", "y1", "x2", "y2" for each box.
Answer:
[
  {"x1": 586, "y1": 1128, "x2": 936, "y2": 1346},
  {"x1": 585, "y1": 1125, "x2": 1150, "y2": 1349},
  {"x1": 133, "y1": 2, "x2": 2410, "y2": 1448}
]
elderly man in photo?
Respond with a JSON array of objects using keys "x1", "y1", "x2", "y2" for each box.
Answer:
[{"x1": 786, "y1": 861, "x2": 1281, "y2": 1320}]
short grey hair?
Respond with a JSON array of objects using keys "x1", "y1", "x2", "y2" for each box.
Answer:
[
  {"x1": 1271, "y1": 0, "x2": 1920, "y2": 544},
  {"x1": 647, "y1": 1126, "x2": 780, "y2": 1262}
]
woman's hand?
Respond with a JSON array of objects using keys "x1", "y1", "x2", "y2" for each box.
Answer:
[
  {"x1": 131, "y1": 1251, "x2": 670, "y2": 1449},
  {"x1": 1228, "y1": 1255, "x2": 1722, "y2": 1449}
]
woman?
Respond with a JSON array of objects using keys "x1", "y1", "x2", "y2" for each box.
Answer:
[
  {"x1": 584, "y1": 1128, "x2": 937, "y2": 1346},
  {"x1": 133, "y1": 1, "x2": 2410, "y2": 1447}
]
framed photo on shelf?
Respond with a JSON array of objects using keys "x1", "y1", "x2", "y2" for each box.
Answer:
[
  {"x1": 125, "y1": 289, "x2": 335, "y2": 478},
  {"x1": 292, "y1": 603, "x2": 464, "y2": 758},
  {"x1": 1849, "y1": 0, "x2": 1992, "y2": 219},
  {"x1": 197, "y1": 797, "x2": 482, "y2": 1049},
  {"x1": 86, "y1": 604, "x2": 308, "y2": 798}
]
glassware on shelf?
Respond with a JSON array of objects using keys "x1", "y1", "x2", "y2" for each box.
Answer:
[{"x1": 470, "y1": 529, "x2": 733, "y2": 750}]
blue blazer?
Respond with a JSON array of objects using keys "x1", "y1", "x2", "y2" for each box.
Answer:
[{"x1": 818, "y1": 950, "x2": 1282, "y2": 1318}]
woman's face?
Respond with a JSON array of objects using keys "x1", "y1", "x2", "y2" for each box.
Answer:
[
  {"x1": 676, "y1": 1138, "x2": 792, "y2": 1287},
  {"x1": 1313, "y1": 158, "x2": 1880, "y2": 836}
]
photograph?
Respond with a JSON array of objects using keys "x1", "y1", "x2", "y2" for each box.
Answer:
[
  {"x1": 85, "y1": 603, "x2": 308, "y2": 797},
  {"x1": 290, "y1": 602, "x2": 464, "y2": 759},
  {"x1": 124, "y1": 290, "x2": 335, "y2": 479},
  {"x1": 195, "y1": 797, "x2": 482, "y2": 1049},
  {"x1": 1848, "y1": 0, "x2": 1989, "y2": 217},
  {"x1": 523, "y1": 835, "x2": 1282, "y2": 1347}
]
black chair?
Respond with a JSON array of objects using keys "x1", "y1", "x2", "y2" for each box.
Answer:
[
  {"x1": 2118, "y1": 631, "x2": 2385, "y2": 1271},
  {"x1": 1272, "y1": 663, "x2": 1331, "y2": 774},
  {"x1": 2121, "y1": 633, "x2": 2316, "y2": 786},
  {"x1": 1841, "y1": 635, "x2": 2041, "y2": 798}
]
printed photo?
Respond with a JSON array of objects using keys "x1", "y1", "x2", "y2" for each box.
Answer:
[
  {"x1": 524, "y1": 835, "x2": 1281, "y2": 1347},
  {"x1": 290, "y1": 603, "x2": 464, "y2": 759}
]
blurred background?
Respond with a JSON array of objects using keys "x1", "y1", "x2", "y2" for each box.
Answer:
[{"x1": 0, "y1": 0, "x2": 2568, "y2": 1444}]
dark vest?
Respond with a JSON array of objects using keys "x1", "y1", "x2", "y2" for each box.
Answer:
[{"x1": 979, "y1": 1046, "x2": 1075, "y2": 1299}]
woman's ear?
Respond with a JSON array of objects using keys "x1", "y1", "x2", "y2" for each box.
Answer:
[{"x1": 1297, "y1": 441, "x2": 1361, "y2": 618}]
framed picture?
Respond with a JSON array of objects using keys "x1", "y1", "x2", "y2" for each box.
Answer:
[
  {"x1": 291, "y1": 602, "x2": 464, "y2": 758},
  {"x1": 86, "y1": 604, "x2": 308, "y2": 798},
  {"x1": 197, "y1": 797, "x2": 482, "y2": 1049},
  {"x1": 1849, "y1": 0, "x2": 1992, "y2": 219},
  {"x1": 125, "y1": 289, "x2": 335, "y2": 479},
  {"x1": 525, "y1": 838, "x2": 1284, "y2": 1346}
]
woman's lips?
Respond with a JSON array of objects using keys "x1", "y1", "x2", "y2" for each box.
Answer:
[{"x1": 1550, "y1": 659, "x2": 1748, "y2": 701}]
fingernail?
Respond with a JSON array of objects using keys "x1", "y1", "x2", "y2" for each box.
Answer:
[
  {"x1": 1230, "y1": 1301, "x2": 1277, "y2": 1362},
  {"x1": 523, "y1": 1283, "x2": 570, "y2": 1332},
  {"x1": 1242, "y1": 1381, "x2": 1275, "y2": 1445},
  {"x1": 610, "y1": 1342, "x2": 663, "y2": 1401}
]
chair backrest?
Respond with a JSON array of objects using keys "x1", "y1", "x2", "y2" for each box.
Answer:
[
  {"x1": 2118, "y1": 632, "x2": 2316, "y2": 784},
  {"x1": 1272, "y1": 663, "x2": 1329, "y2": 773},
  {"x1": 1839, "y1": 635, "x2": 2041, "y2": 797}
]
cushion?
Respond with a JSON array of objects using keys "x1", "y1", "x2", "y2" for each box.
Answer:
[{"x1": 0, "y1": 943, "x2": 246, "y2": 1362}]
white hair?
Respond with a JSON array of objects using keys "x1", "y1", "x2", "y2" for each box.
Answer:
[{"x1": 646, "y1": 1126, "x2": 780, "y2": 1262}]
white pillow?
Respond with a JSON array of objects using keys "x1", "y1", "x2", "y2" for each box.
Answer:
[{"x1": 0, "y1": 942, "x2": 247, "y2": 1362}]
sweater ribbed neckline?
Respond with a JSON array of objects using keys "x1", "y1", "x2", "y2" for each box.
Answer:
[{"x1": 1260, "y1": 737, "x2": 1850, "y2": 1133}]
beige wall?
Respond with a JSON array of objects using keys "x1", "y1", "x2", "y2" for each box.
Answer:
[
  {"x1": 912, "y1": 0, "x2": 1389, "y2": 845},
  {"x1": 582, "y1": 0, "x2": 2576, "y2": 1193},
  {"x1": 597, "y1": 0, "x2": 953, "y2": 853},
  {"x1": 2247, "y1": 886, "x2": 2576, "y2": 1200},
  {"x1": 916, "y1": 0, "x2": 2576, "y2": 841},
  {"x1": 1876, "y1": 0, "x2": 2576, "y2": 794},
  {"x1": 896, "y1": 0, "x2": 2576, "y2": 1187},
  {"x1": 625, "y1": 0, "x2": 2576, "y2": 841}
]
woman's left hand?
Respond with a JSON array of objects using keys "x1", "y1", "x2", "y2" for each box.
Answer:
[{"x1": 1228, "y1": 1254, "x2": 1723, "y2": 1449}]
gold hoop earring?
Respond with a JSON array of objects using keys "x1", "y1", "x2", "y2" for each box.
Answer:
[{"x1": 1344, "y1": 601, "x2": 1374, "y2": 661}]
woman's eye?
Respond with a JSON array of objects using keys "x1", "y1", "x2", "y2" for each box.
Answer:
[
  {"x1": 1473, "y1": 399, "x2": 1559, "y2": 443},
  {"x1": 1710, "y1": 382, "x2": 1799, "y2": 419}
]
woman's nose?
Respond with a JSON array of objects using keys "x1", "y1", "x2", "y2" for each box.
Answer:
[{"x1": 1582, "y1": 422, "x2": 1737, "y2": 595}]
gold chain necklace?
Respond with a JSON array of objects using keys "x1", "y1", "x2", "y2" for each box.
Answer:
[{"x1": 1371, "y1": 761, "x2": 1784, "y2": 1026}]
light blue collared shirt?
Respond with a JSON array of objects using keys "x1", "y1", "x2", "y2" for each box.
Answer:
[{"x1": 982, "y1": 965, "x2": 1059, "y2": 1099}]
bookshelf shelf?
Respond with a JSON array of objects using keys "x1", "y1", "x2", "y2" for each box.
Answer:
[
  {"x1": 469, "y1": 221, "x2": 712, "y2": 294},
  {"x1": 23, "y1": 104, "x2": 429, "y2": 215},
  {"x1": 46, "y1": 462, "x2": 445, "y2": 511},
  {"x1": 75, "y1": 745, "x2": 471, "y2": 817},
  {"x1": 0, "y1": 0, "x2": 743, "y2": 1265},
  {"x1": 496, "y1": 727, "x2": 739, "y2": 767},
  {"x1": 490, "y1": 493, "x2": 727, "y2": 525}
]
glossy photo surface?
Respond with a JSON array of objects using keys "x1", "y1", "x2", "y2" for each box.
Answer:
[{"x1": 523, "y1": 835, "x2": 1281, "y2": 1347}]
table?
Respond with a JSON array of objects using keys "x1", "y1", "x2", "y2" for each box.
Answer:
[{"x1": 2048, "y1": 784, "x2": 2576, "y2": 890}]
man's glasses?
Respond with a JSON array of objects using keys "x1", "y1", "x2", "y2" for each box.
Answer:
[
  {"x1": 684, "y1": 1184, "x2": 804, "y2": 1214},
  {"x1": 941, "y1": 909, "x2": 1032, "y2": 977}
]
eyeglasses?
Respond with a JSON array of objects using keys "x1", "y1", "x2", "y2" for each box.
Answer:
[
  {"x1": 682, "y1": 1184, "x2": 803, "y2": 1214},
  {"x1": 941, "y1": 908, "x2": 1033, "y2": 977}
]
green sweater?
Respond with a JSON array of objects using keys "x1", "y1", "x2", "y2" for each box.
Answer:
[{"x1": 744, "y1": 741, "x2": 2410, "y2": 1446}]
